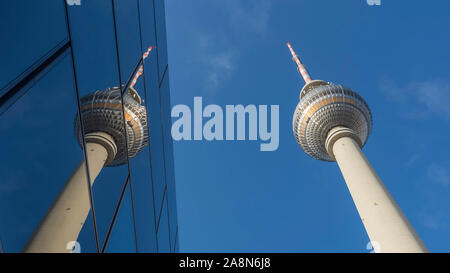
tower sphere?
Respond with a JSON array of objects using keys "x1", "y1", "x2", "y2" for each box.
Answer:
[
  {"x1": 293, "y1": 80, "x2": 372, "y2": 161},
  {"x1": 75, "y1": 86, "x2": 149, "y2": 166}
]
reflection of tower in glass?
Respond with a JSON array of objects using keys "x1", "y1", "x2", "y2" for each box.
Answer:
[
  {"x1": 75, "y1": 86, "x2": 148, "y2": 166},
  {"x1": 24, "y1": 48, "x2": 153, "y2": 253},
  {"x1": 287, "y1": 42, "x2": 428, "y2": 253},
  {"x1": 23, "y1": 87, "x2": 148, "y2": 253}
]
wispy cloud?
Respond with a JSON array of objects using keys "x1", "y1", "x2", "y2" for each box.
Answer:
[
  {"x1": 415, "y1": 81, "x2": 450, "y2": 119},
  {"x1": 380, "y1": 78, "x2": 450, "y2": 230},
  {"x1": 405, "y1": 153, "x2": 420, "y2": 167},
  {"x1": 417, "y1": 202, "x2": 450, "y2": 231},
  {"x1": 193, "y1": 32, "x2": 236, "y2": 91},
  {"x1": 204, "y1": 50, "x2": 235, "y2": 90},
  {"x1": 378, "y1": 77, "x2": 408, "y2": 103},
  {"x1": 199, "y1": 0, "x2": 271, "y2": 91},
  {"x1": 169, "y1": 0, "x2": 272, "y2": 92},
  {"x1": 413, "y1": 161, "x2": 450, "y2": 229},
  {"x1": 427, "y1": 162, "x2": 450, "y2": 187},
  {"x1": 418, "y1": 209, "x2": 441, "y2": 230},
  {"x1": 224, "y1": 0, "x2": 272, "y2": 34},
  {"x1": 379, "y1": 77, "x2": 450, "y2": 121},
  {"x1": 0, "y1": 172, "x2": 26, "y2": 193}
]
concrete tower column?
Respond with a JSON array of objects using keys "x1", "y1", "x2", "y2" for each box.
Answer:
[
  {"x1": 326, "y1": 127, "x2": 428, "y2": 253},
  {"x1": 23, "y1": 132, "x2": 117, "y2": 253}
]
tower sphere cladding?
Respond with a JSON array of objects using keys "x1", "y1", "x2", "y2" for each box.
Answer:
[
  {"x1": 74, "y1": 86, "x2": 149, "y2": 166},
  {"x1": 293, "y1": 80, "x2": 373, "y2": 161}
]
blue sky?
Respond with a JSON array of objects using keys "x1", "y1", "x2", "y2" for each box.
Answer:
[{"x1": 166, "y1": 0, "x2": 450, "y2": 252}]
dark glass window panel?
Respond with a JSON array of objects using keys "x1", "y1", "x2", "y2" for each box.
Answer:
[
  {"x1": 129, "y1": 147, "x2": 158, "y2": 252},
  {"x1": 128, "y1": 78, "x2": 158, "y2": 252},
  {"x1": 105, "y1": 183, "x2": 137, "y2": 253},
  {"x1": 174, "y1": 229, "x2": 180, "y2": 252},
  {"x1": 78, "y1": 211, "x2": 99, "y2": 253},
  {"x1": 138, "y1": 0, "x2": 158, "y2": 50},
  {"x1": 127, "y1": 1, "x2": 161, "y2": 252},
  {"x1": 153, "y1": 0, "x2": 169, "y2": 84},
  {"x1": 111, "y1": 0, "x2": 142, "y2": 84},
  {"x1": 131, "y1": 0, "x2": 167, "y2": 234},
  {"x1": 90, "y1": 160, "x2": 129, "y2": 248},
  {"x1": 0, "y1": 0, "x2": 67, "y2": 95},
  {"x1": 66, "y1": 1, "x2": 121, "y2": 93},
  {"x1": 157, "y1": 191, "x2": 171, "y2": 253},
  {"x1": 159, "y1": 72, "x2": 178, "y2": 247},
  {"x1": 144, "y1": 56, "x2": 167, "y2": 221},
  {"x1": 0, "y1": 56, "x2": 96, "y2": 252},
  {"x1": 66, "y1": 1, "x2": 129, "y2": 248}
]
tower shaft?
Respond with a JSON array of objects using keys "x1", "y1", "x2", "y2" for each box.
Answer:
[
  {"x1": 328, "y1": 127, "x2": 428, "y2": 253},
  {"x1": 23, "y1": 132, "x2": 116, "y2": 253}
]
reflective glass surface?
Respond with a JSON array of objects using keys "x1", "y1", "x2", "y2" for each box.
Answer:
[
  {"x1": 0, "y1": 0, "x2": 177, "y2": 253},
  {"x1": 66, "y1": 0, "x2": 129, "y2": 249},
  {"x1": 175, "y1": 229, "x2": 180, "y2": 252},
  {"x1": 157, "y1": 190, "x2": 171, "y2": 253},
  {"x1": 160, "y1": 72, "x2": 178, "y2": 249},
  {"x1": 153, "y1": 0, "x2": 169, "y2": 84},
  {"x1": 0, "y1": 0, "x2": 67, "y2": 96},
  {"x1": 0, "y1": 56, "x2": 96, "y2": 252},
  {"x1": 105, "y1": 183, "x2": 137, "y2": 253},
  {"x1": 143, "y1": 50, "x2": 167, "y2": 221}
]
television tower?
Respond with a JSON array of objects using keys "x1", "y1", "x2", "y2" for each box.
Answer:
[
  {"x1": 287, "y1": 42, "x2": 428, "y2": 253},
  {"x1": 23, "y1": 47, "x2": 152, "y2": 253}
]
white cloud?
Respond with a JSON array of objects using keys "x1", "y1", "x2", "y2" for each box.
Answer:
[
  {"x1": 379, "y1": 77, "x2": 450, "y2": 121},
  {"x1": 210, "y1": 52, "x2": 234, "y2": 72},
  {"x1": 203, "y1": 50, "x2": 236, "y2": 90},
  {"x1": 197, "y1": 35, "x2": 212, "y2": 50},
  {"x1": 0, "y1": 172, "x2": 26, "y2": 193},
  {"x1": 417, "y1": 205, "x2": 450, "y2": 231},
  {"x1": 415, "y1": 81, "x2": 450, "y2": 120},
  {"x1": 413, "y1": 162, "x2": 450, "y2": 231},
  {"x1": 224, "y1": 0, "x2": 272, "y2": 34},
  {"x1": 378, "y1": 77, "x2": 406, "y2": 103},
  {"x1": 405, "y1": 153, "x2": 420, "y2": 167},
  {"x1": 418, "y1": 210, "x2": 440, "y2": 230},
  {"x1": 427, "y1": 162, "x2": 450, "y2": 187},
  {"x1": 167, "y1": 0, "x2": 271, "y2": 92},
  {"x1": 198, "y1": 0, "x2": 271, "y2": 91},
  {"x1": 190, "y1": 30, "x2": 236, "y2": 91}
]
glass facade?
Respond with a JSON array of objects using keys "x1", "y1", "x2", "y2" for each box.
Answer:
[{"x1": 0, "y1": 0, "x2": 178, "y2": 253}]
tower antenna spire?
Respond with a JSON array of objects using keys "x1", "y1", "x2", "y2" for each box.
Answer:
[
  {"x1": 130, "y1": 46, "x2": 153, "y2": 88},
  {"x1": 286, "y1": 42, "x2": 312, "y2": 84}
]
